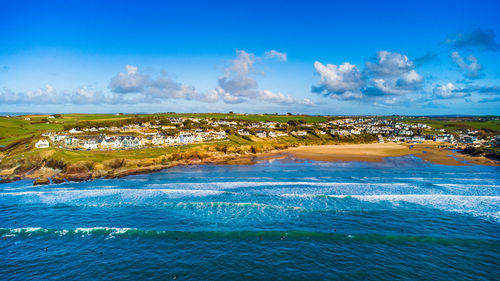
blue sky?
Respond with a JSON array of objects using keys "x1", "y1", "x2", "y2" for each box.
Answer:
[{"x1": 1, "y1": 0, "x2": 499, "y2": 115}]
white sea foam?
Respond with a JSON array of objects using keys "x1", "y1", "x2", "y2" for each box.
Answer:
[
  {"x1": 282, "y1": 193, "x2": 500, "y2": 221},
  {"x1": 176, "y1": 201, "x2": 305, "y2": 211},
  {"x1": 1, "y1": 227, "x2": 138, "y2": 238},
  {"x1": 0, "y1": 188, "x2": 226, "y2": 206},
  {"x1": 1, "y1": 180, "x2": 499, "y2": 206},
  {"x1": 143, "y1": 181, "x2": 419, "y2": 190}
]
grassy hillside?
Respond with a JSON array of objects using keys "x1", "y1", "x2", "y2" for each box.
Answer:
[
  {"x1": 0, "y1": 113, "x2": 329, "y2": 147},
  {"x1": 397, "y1": 117, "x2": 500, "y2": 134},
  {"x1": 0, "y1": 117, "x2": 63, "y2": 146},
  {"x1": 140, "y1": 113, "x2": 329, "y2": 123}
]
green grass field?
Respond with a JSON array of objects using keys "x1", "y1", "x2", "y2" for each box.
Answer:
[
  {"x1": 398, "y1": 118, "x2": 500, "y2": 134},
  {"x1": 0, "y1": 117, "x2": 63, "y2": 145},
  {"x1": 139, "y1": 113, "x2": 329, "y2": 123}
]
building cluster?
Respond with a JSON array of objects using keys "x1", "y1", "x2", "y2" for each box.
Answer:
[
  {"x1": 33, "y1": 117, "x2": 500, "y2": 149},
  {"x1": 326, "y1": 118, "x2": 498, "y2": 147},
  {"x1": 39, "y1": 124, "x2": 227, "y2": 150}
]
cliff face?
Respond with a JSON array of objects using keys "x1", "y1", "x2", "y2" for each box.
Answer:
[{"x1": 0, "y1": 148, "x2": 256, "y2": 185}]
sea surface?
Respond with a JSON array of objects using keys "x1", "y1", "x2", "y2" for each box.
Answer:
[{"x1": 1, "y1": 155, "x2": 499, "y2": 280}]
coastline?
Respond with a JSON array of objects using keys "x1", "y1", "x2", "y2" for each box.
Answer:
[
  {"x1": 277, "y1": 143, "x2": 499, "y2": 166},
  {"x1": 1, "y1": 142, "x2": 498, "y2": 185}
]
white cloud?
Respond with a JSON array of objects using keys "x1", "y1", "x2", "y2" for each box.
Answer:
[
  {"x1": 69, "y1": 86, "x2": 103, "y2": 103},
  {"x1": 365, "y1": 51, "x2": 423, "y2": 94},
  {"x1": 312, "y1": 61, "x2": 365, "y2": 98},
  {"x1": 218, "y1": 50, "x2": 258, "y2": 98},
  {"x1": 371, "y1": 79, "x2": 409, "y2": 95},
  {"x1": 338, "y1": 91, "x2": 364, "y2": 100},
  {"x1": 0, "y1": 85, "x2": 115, "y2": 105},
  {"x1": 265, "y1": 50, "x2": 287, "y2": 61},
  {"x1": 2, "y1": 49, "x2": 309, "y2": 108},
  {"x1": 24, "y1": 84, "x2": 55, "y2": 99},
  {"x1": 258, "y1": 90, "x2": 296, "y2": 104},
  {"x1": 216, "y1": 50, "x2": 300, "y2": 105},
  {"x1": 451, "y1": 51, "x2": 483, "y2": 79},
  {"x1": 197, "y1": 88, "x2": 221, "y2": 103},
  {"x1": 312, "y1": 51, "x2": 424, "y2": 105},
  {"x1": 125, "y1": 64, "x2": 138, "y2": 74},
  {"x1": 222, "y1": 93, "x2": 246, "y2": 104},
  {"x1": 108, "y1": 65, "x2": 211, "y2": 102},
  {"x1": 146, "y1": 77, "x2": 198, "y2": 100},
  {"x1": 300, "y1": 98, "x2": 315, "y2": 106},
  {"x1": 399, "y1": 70, "x2": 424, "y2": 85},
  {"x1": 108, "y1": 65, "x2": 147, "y2": 93},
  {"x1": 75, "y1": 86, "x2": 95, "y2": 98},
  {"x1": 365, "y1": 51, "x2": 415, "y2": 77},
  {"x1": 433, "y1": 83, "x2": 470, "y2": 99}
]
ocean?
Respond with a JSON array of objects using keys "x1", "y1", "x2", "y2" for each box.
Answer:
[{"x1": 1, "y1": 155, "x2": 499, "y2": 280}]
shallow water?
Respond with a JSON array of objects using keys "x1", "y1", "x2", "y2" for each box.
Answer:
[{"x1": 1, "y1": 155, "x2": 499, "y2": 280}]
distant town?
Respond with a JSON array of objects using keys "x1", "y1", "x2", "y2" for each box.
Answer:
[{"x1": 30, "y1": 115, "x2": 500, "y2": 150}]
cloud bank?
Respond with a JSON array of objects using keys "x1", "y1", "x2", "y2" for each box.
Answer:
[
  {"x1": 214, "y1": 50, "x2": 311, "y2": 105},
  {"x1": 1, "y1": 50, "x2": 313, "y2": 107},
  {"x1": 313, "y1": 51, "x2": 423, "y2": 103}
]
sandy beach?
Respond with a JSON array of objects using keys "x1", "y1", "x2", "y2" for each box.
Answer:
[{"x1": 280, "y1": 143, "x2": 499, "y2": 166}]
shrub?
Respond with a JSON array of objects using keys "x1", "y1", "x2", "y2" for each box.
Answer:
[
  {"x1": 103, "y1": 158, "x2": 125, "y2": 169},
  {"x1": 241, "y1": 135, "x2": 252, "y2": 141},
  {"x1": 65, "y1": 161, "x2": 93, "y2": 173},
  {"x1": 45, "y1": 158, "x2": 67, "y2": 170}
]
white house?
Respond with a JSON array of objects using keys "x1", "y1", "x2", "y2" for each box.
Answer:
[
  {"x1": 166, "y1": 136, "x2": 181, "y2": 144},
  {"x1": 179, "y1": 134, "x2": 194, "y2": 144},
  {"x1": 165, "y1": 136, "x2": 174, "y2": 144},
  {"x1": 69, "y1": 128, "x2": 82, "y2": 134},
  {"x1": 35, "y1": 139, "x2": 50, "y2": 148},
  {"x1": 151, "y1": 135, "x2": 165, "y2": 145},
  {"x1": 255, "y1": 130, "x2": 267, "y2": 138},
  {"x1": 83, "y1": 140, "x2": 99, "y2": 150},
  {"x1": 238, "y1": 129, "x2": 250, "y2": 135},
  {"x1": 65, "y1": 137, "x2": 79, "y2": 146},
  {"x1": 120, "y1": 136, "x2": 141, "y2": 148},
  {"x1": 100, "y1": 137, "x2": 121, "y2": 149}
]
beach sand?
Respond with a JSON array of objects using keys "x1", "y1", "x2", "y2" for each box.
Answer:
[{"x1": 280, "y1": 143, "x2": 499, "y2": 166}]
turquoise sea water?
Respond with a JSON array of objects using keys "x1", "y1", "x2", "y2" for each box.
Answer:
[{"x1": 1, "y1": 155, "x2": 499, "y2": 280}]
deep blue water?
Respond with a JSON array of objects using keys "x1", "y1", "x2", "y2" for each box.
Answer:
[{"x1": 1, "y1": 155, "x2": 499, "y2": 280}]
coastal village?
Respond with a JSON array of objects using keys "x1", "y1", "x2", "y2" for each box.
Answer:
[
  {"x1": 1, "y1": 114, "x2": 499, "y2": 185},
  {"x1": 33, "y1": 116, "x2": 500, "y2": 151}
]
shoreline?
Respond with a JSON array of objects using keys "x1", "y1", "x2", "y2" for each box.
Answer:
[
  {"x1": 276, "y1": 143, "x2": 499, "y2": 167},
  {"x1": 1, "y1": 143, "x2": 498, "y2": 185}
]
